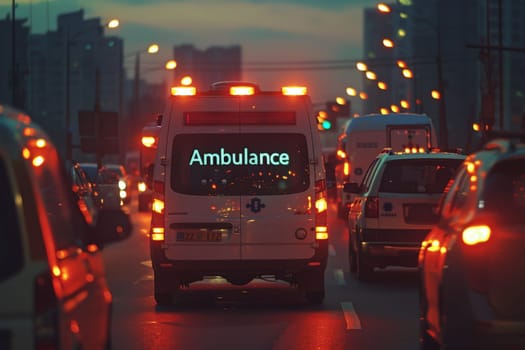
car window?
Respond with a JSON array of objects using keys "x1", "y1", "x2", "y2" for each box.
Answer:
[
  {"x1": 171, "y1": 133, "x2": 309, "y2": 195},
  {"x1": 0, "y1": 157, "x2": 24, "y2": 281},
  {"x1": 378, "y1": 158, "x2": 463, "y2": 194},
  {"x1": 482, "y1": 159, "x2": 525, "y2": 224},
  {"x1": 99, "y1": 168, "x2": 121, "y2": 184},
  {"x1": 447, "y1": 167, "x2": 473, "y2": 215},
  {"x1": 33, "y1": 147, "x2": 87, "y2": 249},
  {"x1": 359, "y1": 158, "x2": 379, "y2": 193}
]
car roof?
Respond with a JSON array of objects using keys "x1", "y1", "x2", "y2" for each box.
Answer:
[{"x1": 377, "y1": 150, "x2": 466, "y2": 162}]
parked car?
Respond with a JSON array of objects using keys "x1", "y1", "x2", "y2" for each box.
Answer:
[
  {"x1": 344, "y1": 148, "x2": 465, "y2": 281},
  {"x1": 80, "y1": 162, "x2": 128, "y2": 210},
  {"x1": 418, "y1": 137, "x2": 525, "y2": 350},
  {"x1": 68, "y1": 160, "x2": 101, "y2": 226},
  {"x1": 0, "y1": 104, "x2": 132, "y2": 350}
]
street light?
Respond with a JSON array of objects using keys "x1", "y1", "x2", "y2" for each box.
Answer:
[
  {"x1": 377, "y1": 6, "x2": 448, "y2": 148},
  {"x1": 131, "y1": 43, "x2": 160, "y2": 121}
]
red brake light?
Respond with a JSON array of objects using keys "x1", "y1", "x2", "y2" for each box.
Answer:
[
  {"x1": 141, "y1": 136, "x2": 157, "y2": 148},
  {"x1": 315, "y1": 179, "x2": 328, "y2": 239},
  {"x1": 462, "y1": 225, "x2": 491, "y2": 245}
]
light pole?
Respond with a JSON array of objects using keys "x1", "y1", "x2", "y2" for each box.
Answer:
[
  {"x1": 65, "y1": 19, "x2": 119, "y2": 161},
  {"x1": 131, "y1": 44, "x2": 159, "y2": 123}
]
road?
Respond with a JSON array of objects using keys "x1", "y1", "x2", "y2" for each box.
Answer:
[{"x1": 102, "y1": 196, "x2": 420, "y2": 350}]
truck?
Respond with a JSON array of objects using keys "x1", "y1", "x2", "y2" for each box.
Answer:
[{"x1": 335, "y1": 113, "x2": 438, "y2": 218}]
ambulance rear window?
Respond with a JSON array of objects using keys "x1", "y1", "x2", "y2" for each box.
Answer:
[{"x1": 171, "y1": 133, "x2": 309, "y2": 195}]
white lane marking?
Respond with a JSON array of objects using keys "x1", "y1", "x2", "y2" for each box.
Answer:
[
  {"x1": 328, "y1": 244, "x2": 336, "y2": 257},
  {"x1": 333, "y1": 268, "x2": 346, "y2": 286},
  {"x1": 140, "y1": 260, "x2": 152, "y2": 268},
  {"x1": 341, "y1": 302, "x2": 362, "y2": 330}
]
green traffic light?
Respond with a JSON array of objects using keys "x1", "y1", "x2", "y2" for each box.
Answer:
[{"x1": 322, "y1": 120, "x2": 332, "y2": 130}]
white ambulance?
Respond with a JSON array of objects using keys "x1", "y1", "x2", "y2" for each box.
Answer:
[
  {"x1": 149, "y1": 81, "x2": 328, "y2": 305},
  {"x1": 336, "y1": 113, "x2": 437, "y2": 218}
]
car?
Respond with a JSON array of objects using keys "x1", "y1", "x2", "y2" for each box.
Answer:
[
  {"x1": 344, "y1": 148, "x2": 465, "y2": 281},
  {"x1": 104, "y1": 163, "x2": 132, "y2": 204},
  {"x1": 149, "y1": 81, "x2": 328, "y2": 305},
  {"x1": 68, "y1": 160, "x2": 101, "y2": 226},
  {"x1": 336, "y1": 113, "x2": 438, "y2": 219},
  {"x1": 80, "y1": 162, "x2": 128, "y2": 210},
  {"x1": 418, "y1": 137, "x2": 525, "y2": 350},
  {"x1": 0, "y1": 104, "x2": 132, "y2": 350}
]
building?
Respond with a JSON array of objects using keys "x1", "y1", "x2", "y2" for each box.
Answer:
[
  {"x1": 172, "y1": 44, "x2": 242, "y2": 90},
  {"x1": 362, "y1": 0, "x2": 482, "y2": 150},
  {"x1": 0, "y1": 14, "x2": 30, "y2": 110},
  {"x1": 27, "y1": 10, "x2": 123, "y2": 161}
]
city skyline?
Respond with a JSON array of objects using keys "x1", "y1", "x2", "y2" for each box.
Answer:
[{"x1": 0, "y1": 0, "x2": 380, "y2": 104}]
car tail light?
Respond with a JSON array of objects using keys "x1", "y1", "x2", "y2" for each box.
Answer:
[
  {"x1": 34, "y1": 271, "x2": 59, "y2": 350},
  {"x1": 315, "y1": 179, "x2": 328, "y2": 240},
  {"x1": 364, "y1": 196, "x2": 379, "y2": 218},
  {"x1": 462, "y1": 225, "x2": 491, "y2": 245},
  {"x1": 343, "y1": 161, "x2": 350, "y2": 178},
  {"x1": 150, "y1": 181, "x2": 165, "y2": 241}
]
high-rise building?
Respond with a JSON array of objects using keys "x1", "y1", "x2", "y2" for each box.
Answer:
[
  {"x1": 28, "y1": 10, "x2": 123, "y2": 161},
  {"x1": 172, "y1": 44, "x2": 242, "y2": 90},
  {"x1": 362, "y1": 0, "x2": 482, "y2": 150},
  {"x1": 0, "y1": 14, "x2": 29, "y2": 110}
]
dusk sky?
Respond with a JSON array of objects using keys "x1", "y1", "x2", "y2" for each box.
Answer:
[{"x1": 1, "y1": 0, "x2": 381, "y2": 106}]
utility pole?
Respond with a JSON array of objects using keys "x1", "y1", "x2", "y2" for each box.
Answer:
[{"x1": 11, "y1": 0, "x2": 16, "y2": 106}]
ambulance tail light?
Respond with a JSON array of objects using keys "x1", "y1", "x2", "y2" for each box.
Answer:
[
  {"x1": 171, "y1": 86, "x2": 197, "y2": 96},
  {"x1": 364, "y1": 196, "x2": 379, "y2": 218},
  {"x1": 141, "y1": 136, "x2": 157, "y2": 148},
  {"x1": 282, "y1": 86, "x2": 307, "y2": 96},
  {"x1": 315, "y1": 179, "x2": 328, "y2": 240},
  {"x1": 150, "y1": 181, "x2": 165, "y2": 242}
]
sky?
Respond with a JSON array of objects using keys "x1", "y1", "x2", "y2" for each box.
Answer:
[{"x1": 0, "y1": 0, "x2": 381, "y2": 106}]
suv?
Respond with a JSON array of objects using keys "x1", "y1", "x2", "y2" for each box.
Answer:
[
  {"x1": 0, "y1": 105, "x2": 131, "y2": 349},
  {"x1": 344, "y1": 148, "x2": 464, "y2": 280},
  {"x1": 150, "y1": 81, "x2": 328, "y2": 305},
  {"x1": 419, "y1": 137, "x2": 525, "y2": 350}
]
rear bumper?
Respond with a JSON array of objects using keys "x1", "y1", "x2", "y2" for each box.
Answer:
[
  {"x1": 360, "y1": 228, "x2": 429, "y2": 267},
  {"x1": 150, "y1": 240, "x2": 328, "y2": 282},
  {"x1": 361, "y1": 242, "x2": 420, "y2": 267}
]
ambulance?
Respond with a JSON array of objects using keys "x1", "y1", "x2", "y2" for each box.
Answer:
[{"x1": 149, "y1": 81, "x2": 328, "y2": 305}]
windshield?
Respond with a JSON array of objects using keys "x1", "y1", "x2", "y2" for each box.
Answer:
[
  {"x1": 171, "y1": 133, "x2": 309, "y2": 196},
  {"x1": 379, "y1": 158, "x2": 463, "y2": 194}
]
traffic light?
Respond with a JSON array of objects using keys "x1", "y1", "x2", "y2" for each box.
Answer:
[{"x1": 316, "y1": 110, "x2": 333, "y2": 131}]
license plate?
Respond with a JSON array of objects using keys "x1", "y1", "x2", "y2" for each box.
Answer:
[{"x1": 176, "y1": 230, "x2": 222, "y2": 242}]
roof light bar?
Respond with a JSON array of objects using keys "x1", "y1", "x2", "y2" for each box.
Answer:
[
  {"x1": 171, "y1": 86, "x2": 196, "y2": 96},
  {"x1": 230, "y1": 86, "x2": 255, "y2": 96},
  {"x1": 282, "y1": 86, "x2": 307, "y2": 96}
]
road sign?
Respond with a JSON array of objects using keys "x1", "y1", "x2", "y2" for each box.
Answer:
[{"x1": 78, "y1": 110, "x2": 119, "y2": 154}]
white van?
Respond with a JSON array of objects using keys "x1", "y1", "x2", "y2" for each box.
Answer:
[
  {"x1": 150, "y1": 81, "x2": 328, "y2": 305},
  {"x1": 336, "y1": 113, "x2": 437, "y2": 218}
]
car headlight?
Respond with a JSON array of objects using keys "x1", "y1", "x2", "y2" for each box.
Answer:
[{"x1": 118, "y1": 179, "x2": 127, "y2": 190}]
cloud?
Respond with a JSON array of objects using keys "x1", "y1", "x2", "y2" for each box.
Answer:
[{"x1": 84, "y1": 0, "x2": 364, "y2": 55}]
